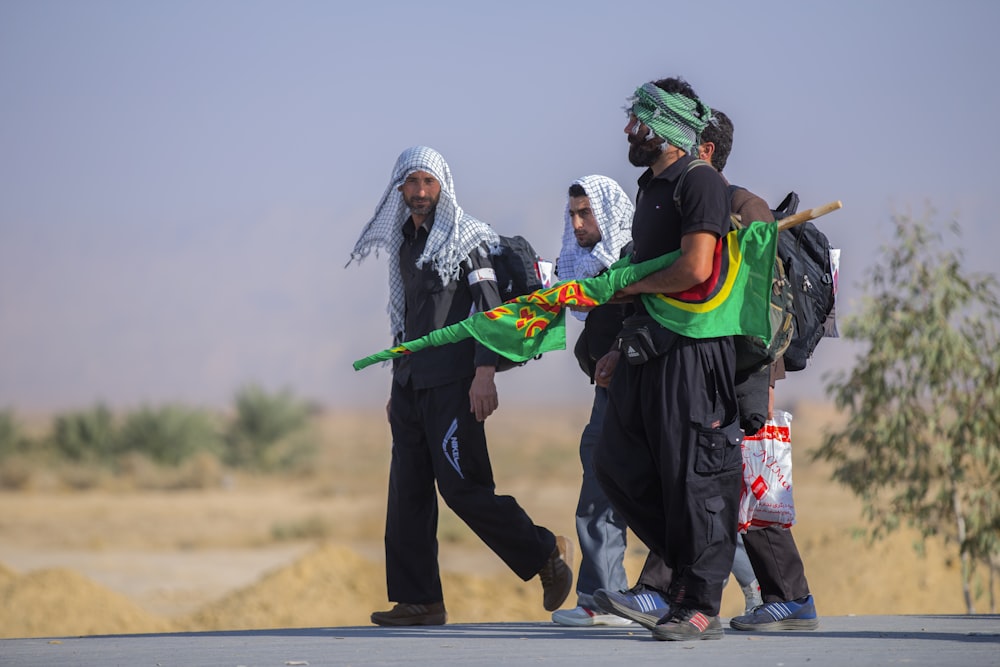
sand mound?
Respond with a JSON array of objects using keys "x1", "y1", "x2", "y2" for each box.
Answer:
[
  {"x1": 0, "y1": 546, "x2": 553, "y2": 639},
  {"x1": 181, "y1": 543, "x2": 560, "y2": 630},
  {"x1": 0, "y1": 402, "x2": 981, "y2": 638},
  {"x1": 181, "y1": 543, "x2": 387, "y2": 630},
  {"x1": 0, "y1": 567, "x2": 174, "y2": 638},
  {"x1": 0, "y1": 530, "x2": 975, "y2": 641}
]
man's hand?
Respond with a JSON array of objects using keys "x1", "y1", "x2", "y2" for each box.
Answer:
[
  {"x1": 606, "y1": 290, "x2": 635, "y2": 304},
  {"x1": 594, "y1": 350, "x2": 621, "y2": 388},
  {"x1": 567, "y1": 293, "x2": 635, "y2": 313},
  {"x1": 385, "y1": 398, "x2": 391, "y2": 423},
  {"x1": 469, "y1": 365, "x2": 499, "y2": 422}
]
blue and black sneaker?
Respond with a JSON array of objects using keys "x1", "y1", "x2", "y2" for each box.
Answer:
[
  {"x1": 729, "y1": 595, "x2": 819, "y2": 631},
  {"x1": 593, "y1": 584, "x2": 671, "y2": 630}
]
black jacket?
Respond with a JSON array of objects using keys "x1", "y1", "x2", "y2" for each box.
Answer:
[{"x1": 393, "y1": 215, "x2": 501, "y2": 389}]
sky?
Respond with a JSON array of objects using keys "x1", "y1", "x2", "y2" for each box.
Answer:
[{"x1": 2, "y1": 0, "x2": 999, "y2": 414}]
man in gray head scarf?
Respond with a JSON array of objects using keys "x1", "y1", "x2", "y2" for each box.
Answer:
[{"x1": 349, "y1": 146, "x2": 574, "y2": 626}]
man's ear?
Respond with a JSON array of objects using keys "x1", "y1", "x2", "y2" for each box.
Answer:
[
  {"x1": 699, "y1": 141, "x2": 715, "y2": 163},
  {"x1": 397, "y1": 184, "x2": 403, "y2": 192}
]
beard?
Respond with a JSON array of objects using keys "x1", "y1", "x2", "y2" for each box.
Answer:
[
  {"x1": 575, "y1": 229, "x2": 601, "y2": 249},
  {"x1": 628, "y1": 135, "x2": 664, "y2": 167},
  {"x1": 403, "y1": 193, "x2": 439, "y2": 217}
]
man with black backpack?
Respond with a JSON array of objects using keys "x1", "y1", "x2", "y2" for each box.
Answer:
[
  {"x1": 703, "y1": 110, "x2": 820, "y2": 633},
  {"x1": 348, "y1": 146, "x2": 574, "y2": 626}
]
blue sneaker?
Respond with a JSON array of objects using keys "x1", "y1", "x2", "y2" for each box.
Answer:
[
  {"x1": 593, "y1": 584, "x2": 671, "y2": 630},
  {"x1": 729, "y1": 595, "x2": 819, "y2": 631}
]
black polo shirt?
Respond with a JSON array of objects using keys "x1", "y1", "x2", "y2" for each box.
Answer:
[
  {"x1": 632, "y1": 154, "x2": 730, "y2": 263},
  {"x1": 393, "y1": 214, "x2": 501, "y2": 389}
]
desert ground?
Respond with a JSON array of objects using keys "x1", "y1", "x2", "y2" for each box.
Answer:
[{"x1": 0, "y1": 400, "x2": 978, "y2": 639}]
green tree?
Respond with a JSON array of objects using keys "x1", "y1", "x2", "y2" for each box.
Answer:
[
  {"x1": 816, "y1": 210, "x2": 1000, "y2": 613},
  {"x1": 225, "y1": 384, "x2": 313, "y2": 471}
]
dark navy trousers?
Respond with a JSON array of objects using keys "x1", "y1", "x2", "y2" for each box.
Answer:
[{"x1": 385, "y1": 375, "x2": 555, "y2": 604}]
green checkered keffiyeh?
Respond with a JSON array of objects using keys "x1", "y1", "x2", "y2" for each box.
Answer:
[{"x1": 628, "y1": 82, "x2": 712, "y2": 153}]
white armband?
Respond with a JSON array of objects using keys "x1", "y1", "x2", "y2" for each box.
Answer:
[{"x1": 467, "y1": 267, "x2": 496, "y2": 285}]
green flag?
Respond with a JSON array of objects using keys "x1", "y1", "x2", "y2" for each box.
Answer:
[
  {"x1": 353, "y1": 220, "x2": 777, "y2": 371},
  {"x1": 639, "y1": 216, "x2": 778, "y2": 339}
]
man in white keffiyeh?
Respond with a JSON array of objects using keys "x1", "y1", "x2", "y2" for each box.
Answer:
[
  {"x1": 349, "y1": 145, "x2": 501, "y2": 340},
  {"x1": 558, "y1": 175, "x2": 634, "y2": 289},
  {"x1": 353, "y1": 146, "x2": 574, "y2": 628},
  {"x1": 549, "y1": 176, "x2": 645, "y2": 628}
]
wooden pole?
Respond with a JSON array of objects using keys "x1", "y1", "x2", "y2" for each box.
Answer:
[{"x1": 777, "y1": 200, "x2": 843, "y2": 232}]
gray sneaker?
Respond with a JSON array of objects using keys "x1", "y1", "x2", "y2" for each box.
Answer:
[
  {"x1": 652, "y1": 607, "x2": 723, "y2": 641},
  {"x1": 551, "y1": 605, "x2": 635, "y2": 627}
]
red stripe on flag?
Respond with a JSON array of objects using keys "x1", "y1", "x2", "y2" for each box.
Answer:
[{"x1": 664, "y1": 236, "x2": 723, "y2": 301}]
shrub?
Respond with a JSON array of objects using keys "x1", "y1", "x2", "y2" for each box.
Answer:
[
  {"x1": 271, "y1": 515, "x2": 334, "y2": 541},
  {"x1": 50, "y1": 404, "x2": 118, "y2": 464},
  {"x1": 117, "y1": 405, "x2": 223, "y2": 466},
  {"x1": 225, "y1": 385, "x2": 313, "y2": 471},
  {"x1": 0, "y1": 409, "x2": 25, "y2": 460}
]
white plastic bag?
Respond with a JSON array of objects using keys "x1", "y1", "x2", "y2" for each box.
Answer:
[{"x1": 738, "y1": 409, "x2": 795, "y2": 532}]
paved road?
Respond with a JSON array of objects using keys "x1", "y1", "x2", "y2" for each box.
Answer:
[{"x1": 2, "y1": 615, "x2": 998, "y2": 666}]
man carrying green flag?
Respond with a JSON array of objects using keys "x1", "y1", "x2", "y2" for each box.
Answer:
[{"x1": 591, "y1": 76, "x2": 746, "y2": 643}]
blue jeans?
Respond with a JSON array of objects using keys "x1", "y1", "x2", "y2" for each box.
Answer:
[{"x1": 574, "y1": 386, "x2": 630, "y2": 609}]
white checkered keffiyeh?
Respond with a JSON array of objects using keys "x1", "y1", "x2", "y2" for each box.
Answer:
[
  {"x1": 557, "y1": 175, "x2": 634, "y2": 319},
  {"x1": 348, "y1": 146, "x2": 500, "y2": 339}
]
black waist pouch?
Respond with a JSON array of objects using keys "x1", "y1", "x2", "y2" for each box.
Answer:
[{"x1": 617, "y1": 314, "x2": 678, "y2": 365}]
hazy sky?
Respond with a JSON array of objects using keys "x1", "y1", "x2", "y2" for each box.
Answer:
[{"x1": 2, "y1": 0, "x2": 998, "y2": 413}]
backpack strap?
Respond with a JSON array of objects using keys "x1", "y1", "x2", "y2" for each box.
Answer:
[
  {"x1": 672, "y1": 158, "x2": 713, "y2": 215},
  {"x1": 774, "y1": 191, "x2": 800, "y2": 218},
  {"x1": 727, "y1": 185, "x2": 757, "y2": 230}
]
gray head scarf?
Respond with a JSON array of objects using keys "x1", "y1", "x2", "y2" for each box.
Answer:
[{"x1": 348, "y1": 146, "x2": 500, "y2": 339}]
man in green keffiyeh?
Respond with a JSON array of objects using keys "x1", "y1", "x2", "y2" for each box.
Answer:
[
  {"x1": 627, "y1": 81, "x2": 713, "y2": 156},
  {"x1": 592, "y1": 76, "x2": 744, "y2": 643}
]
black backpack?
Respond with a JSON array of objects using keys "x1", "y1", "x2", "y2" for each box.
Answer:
[
  {"x1": 674, "y1": 161, "x2": 836, "y2": 373},
  {"x1": 488, "y1": 234, "x2": 550, "y2": 370},
  {"x1": 737, "y1": 189, "x2": 837, "y2": 372},
  {"x1": 772, "y1": 195, "x2": 836, "y2": 371},
  {"x1": 492, "y1": 235, "x2": 546, "y2": 302}
]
